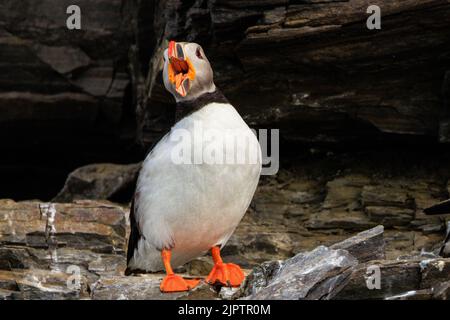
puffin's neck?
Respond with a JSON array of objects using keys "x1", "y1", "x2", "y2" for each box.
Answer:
[{"x1": 175, "y1": 89, "x2": 229, "y2": 122}]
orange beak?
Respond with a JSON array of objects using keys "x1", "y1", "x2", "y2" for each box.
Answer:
[{"x1": 167, "y1": 41, "x2": 196, "y2": 97}]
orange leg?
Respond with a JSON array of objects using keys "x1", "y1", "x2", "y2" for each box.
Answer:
[
  {"x1": 160, "y1": 249, "x2": 200, "y2": 293},
  {"x1": 206, "y1": 246, "x2": 245, "y2": 287}
]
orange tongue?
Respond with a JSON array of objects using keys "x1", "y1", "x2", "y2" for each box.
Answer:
[{"x1": 167, "y1": 49, "x2": 194, "y2": 97}]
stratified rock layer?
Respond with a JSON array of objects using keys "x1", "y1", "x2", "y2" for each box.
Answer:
[
  {"x1": 1, "y1": 1, "x2": 450, "y2": 202},
  {"x1": 0, "y1": 198, "x2": 448, "y2": 300},
  {"x1": 0, "y1": 0, "x2": 135, "y2": 149},
  {"x1": 141, "y1": 0, "x2": 450, "y2": 145},
  {"x1": 53, "y1": 163, "x2": 141, "y2": 203},
  {"x1": 3, "y1": 1, "x2": 448, "y2": 153},
  {"x1": 240, "y1": 226, "x2": 450, "y2": 300}
]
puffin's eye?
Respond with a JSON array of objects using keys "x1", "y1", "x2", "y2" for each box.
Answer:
[{"x1": 196, "y1": 47, "x2": 204, "y2": 60}]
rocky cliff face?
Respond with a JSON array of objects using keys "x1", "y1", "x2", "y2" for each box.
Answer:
[
  {"x1": 141, "y1": 0, "x2": 450, "y2": 145},
  {"x1": 1, "y1": 0, "x2": 450, "y2": 299},
  {"x1": 1, "y1": 1, "x2": 449, "y2": 200},
  {"x1": 0, "y1": 0, "x2": 143, "y2": 199},
  {"x1": 0, "y1": 1, "x2": 136, "y2": 145}
]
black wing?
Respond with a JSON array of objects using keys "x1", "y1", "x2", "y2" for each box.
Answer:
[
  {"x1": 124, "y1": 131, "x2": 170, "y2": 275},
  {"x1": 423, "y1": 199, "x2": 450, "y2": 215},
  {"x1": 126, "y1": 197, "x2": 140, "y2": 267}
]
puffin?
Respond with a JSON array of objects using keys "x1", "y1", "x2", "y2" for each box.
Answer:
[{"x1": 126, "y1": 41, "x2": 262, "y2": 293}]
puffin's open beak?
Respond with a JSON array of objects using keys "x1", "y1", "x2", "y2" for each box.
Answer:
[{"x1": 167, "y1": 41, "x2": 196, "y2": 97}]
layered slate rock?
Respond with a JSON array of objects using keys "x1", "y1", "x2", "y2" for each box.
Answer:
[
  {"x1": 53, "y1": 163, "x2": 141, "y2": 203},
  {"x1": 333, "y1": 257, "x2": 450, "y2": 300},
  {"x1": 0, "y1": 200, "x2": 224, "y2": 299},
  {"x1": 0, "y1": 0, "x2": 133, "y2": 121},
  {"x1": 0, "y1": 269, "x2": 88, "y2": 300},
  {"x1": 2, "y1": 1, "x2": 450, "y2": 202},
  {"x1": 0, "y1": 200, "x2": 128, "y2": 299},
  {"x1": 0, "y1": 0, "x2": 138, "y2": 182},
  {"x1": 242, "y1": 246, "x2": 358, "y2": 300},
  {"x1": 1, "y1": 0, "x2": 449, "y2": 151},
  {"x1": 141, "y1": 0, "x2": 450, "y2": 145},
  {"x1": 330, "y1": 225, "x2": 385, "y2": 263},
  {"x1": 240, "y1": 225, "x2": 384, "y2": 300},
  {"x1": 240, "y1": 226, "x2": 450, "y2": 300},
  {"x1": 0, "y1": 205, "x2": 448, "y2": 300}
]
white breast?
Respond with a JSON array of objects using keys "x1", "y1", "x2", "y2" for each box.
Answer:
[{"x1": 128, "y1": 103, "x2": 262, "y2": 271}]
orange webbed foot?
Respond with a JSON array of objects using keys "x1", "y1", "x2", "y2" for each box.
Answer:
[
  {"x1": 206, "y1": 262, "x2": 245, "y2": 287},
  {"x1": 206, "y1": 246, "x2": 245, "y2": 287},
  {"x1": 159, "y1": 249, "x2": 200, "y2": 293},
  {"x1": 160, "y1": 274, "x2": 200, "y2": 293}
]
